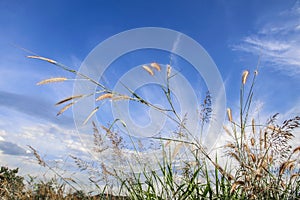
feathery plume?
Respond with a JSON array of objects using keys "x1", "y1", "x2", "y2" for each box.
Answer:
[
  {"x1": 112, "y1": 95, "x2": 131, "y2": 101},
  {"x1": 57, "y1": 102, "x2": 74, "y2": 116},
  {"x1": 55, "y1": 95, "x2": 83, "y2": 105},
  {"x1": 292, "y1": 146, "x2": 300, "y2": 154},
  {"x1": 28, "y1": 146, "x2": 46, "y2": 167},
  {"x1": 37, "y1": 77, "x2": 67, "y2": 85},
  {"x1": 150, "y1": 62, "x2": 161, "y2": 71},
  {"x1": 142, "y1": 65, "x2": 154, "y2": 76},
  {"x1": 27, "y1": 55, "x2": 57, "y2": 64},
  {"x1": 230, "y1": 181, "x2": 245, "y2": 193},
  {"x1": 279, "y1": 160, "x2": 295, "y2": 175},
  {"x1": 227, "y1": 108, "x2": 233, "y2": 122},
  {"x1": 96, "y1": 93, "x2": 113, "y2": 101},
  {"x1": 242, "y1": 70, "x2": 249, "y2": 85},
  {"x1": 172, "y1": 142, "x2": 183, "y2": 160},
  {"x1": 251, "y1": 137, "x2": 255, "y2": 146}
]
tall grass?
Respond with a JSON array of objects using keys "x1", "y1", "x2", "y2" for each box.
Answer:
[{"x1": 14, "y1": 55, "x2": 300, "y2": 199}]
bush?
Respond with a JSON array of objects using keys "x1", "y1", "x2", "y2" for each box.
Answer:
[{"x1": 0, "y1": 166, "x2": 24, "y2": 199}]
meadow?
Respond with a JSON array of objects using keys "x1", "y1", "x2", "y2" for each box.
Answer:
[{"x1": 1, "y1": 55, "x2": 299, "y2": 200}]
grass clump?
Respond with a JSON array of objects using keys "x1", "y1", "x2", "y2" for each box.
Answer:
[{"x1": 223, "y1": 70, "x2": 300, "y2": 199}]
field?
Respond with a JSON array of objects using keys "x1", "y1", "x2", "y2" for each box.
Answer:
[{"x1": 1, "y1": 56, "x2": 299, "y2": 200}]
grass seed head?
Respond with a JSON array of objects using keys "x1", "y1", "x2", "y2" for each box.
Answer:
[
  {"x1": 57, "y1": 102, "x2": 74, "y2": 116},
  {"x1": 251, "y1": 137, "x2": 255, "y2": 146},
  {"x1": 167, "y1": 64, "x2": 172, "y2": 77},
  {"x1": 227, "y1": 108, "x2": 233, "y2": 122},
  {"x1": 150, "y1": 62, "x2": 161, "y2": 71},
  {"x1": 250, "y1": 153, "x2": 256, "y2": 163},
  {"x1": 37, "y1": 77, "x2": 67, "y2": 85},
  {"x1": 28, "y1": 146, "x2": 46, "y2": 167},
  {"x1": 112, "y1": 95, "x2": 131, "y2": 101},
  {"x1": 27, "y1": 55, "x2": 57, "y2": 64},
  {"x1": 292, "y1": 146, "x2": 300, "y2": 154},
  {"x1": 242, "y1": 70, "x2": 249, "y2": 85},
  {"x1": 230, "y1": 181, "x2": 245, "y2": 193},
  {"x1": 55, "y1": 95, "x2": 83, "y2": 105},
  {"x1": 291, "y1": 174, "x2": 299, "y2": 180},
  {"x1": 96, "y1": 93, "x2": 113, "y2": 101},
  {"x1": 225, "y1": 142, "x2": 235, "y2": 149},
  {"x1": 279, "y1": 160, "x2": 295, "y2": 175},
  {"x1": 142, "y1": 65, "x2": 154, "y2": 76}
]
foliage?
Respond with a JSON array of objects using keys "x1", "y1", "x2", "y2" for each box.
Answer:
[{"x1": 0, "y1": 166, "x2": 24, "y2": 199}]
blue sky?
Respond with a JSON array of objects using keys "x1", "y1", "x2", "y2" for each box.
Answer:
[{"x1": 0, "y1": 0, "x2": 300, "y2": 184}]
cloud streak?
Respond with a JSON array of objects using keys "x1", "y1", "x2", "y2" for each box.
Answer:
[
  {"x1": 0, "y1": 141, "x2": 28, "y2": 156},
  {"x1": 233, "y1": 1, "x2": 300, "y2": 75},
  {"x1": 0, "y1": 90, "x2": 74, "y2": 127}
]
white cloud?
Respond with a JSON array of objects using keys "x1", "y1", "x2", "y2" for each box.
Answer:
[
  {"x1": 0, "y1": 130, "x2": 6, "y2": 137},
  {"x1": 243, "y1": 37, "x2": 291, "y2": 52},
  {"x1": 233, "y1": 1, "x2": 300, "y2": 76}
]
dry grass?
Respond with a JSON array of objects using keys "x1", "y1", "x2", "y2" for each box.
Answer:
[
  {"x1": 150, "y1": 62, "x2": 161, "y2": 71},
  {"x1": 142, "y1": 65, "x2": 154, "y2": 76},
  {"x1": 27, "y1": 55, "x2": 57, "y2": 64},
  {"x1": 222, "y1": 71, "x2": 300, "y2": 199},
  {"x1": 96, "y1": 93, "x2": 114, "y2": 101},
  {"x1": 37, "y1": 77, "x2": 68, "y2": 85},
  {"x1": 56, "y1": 102, "x2": 74, "y2": 116},
  {"x1": 241, "y1": 70, "x2": 249, "y2": 85},
  {"x1": 23, "y1": 55, "x2": 300, "y2": 199},
  {"x1": 55, "y1": 95, "x2": 83, "y2": 105}
]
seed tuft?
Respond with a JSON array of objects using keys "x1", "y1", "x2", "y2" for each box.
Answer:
[
  {"x1": 37, "y1": 77, "x2": 67, "y2": 85},
  {"x1": 27, "y1": 55, "x2": 57, "y2": 64},
  {"x1": 96, "y1": 93, "x2": 113, "y2": 101},
  {"x1": 142, "y1": 65, "x2": 154, "y2": 76},
  {"x1": 150, "y1": 62, "x2": 161, "y2": 71},
  {"x1": 242, "y1": 70, "x2": 249, "y2": 85},
  {"x1": 227, "y1": 108, "x2": 233, "y2": 122}
]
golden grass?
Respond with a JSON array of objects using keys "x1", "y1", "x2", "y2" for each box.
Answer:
[
  {"x1": 96, "y1": 93, "x2": 113, "y2": 101},
  {"x1": 26, "y1": 53, "x2": 300, "y2": 199},
  {"x1": 293, "y1": 146, "x2": 300, "y2": 154},
  {"x1": 111, "y1": 95, "x2": 131, "y2": 101},
  {"x1": 37, "y1": 77, "x2": 67, "y2": 85},
  {"x1": 55, "y1": 95, "x2": 83, "y2": 105},
  {"x1": 56, "y1": 102, "x2": 74, "y2": 116},
  {"x1": 27, "y1": 55, "x2": 57, "y2": 64},
  {"x1": 142, "y1": 65, "x2": 154, "y2": 76},
  {"x1": 150, "y1": 62, "x2": 161, "y2": 71},
  {"x1": 28, "y1": 146, "x2": 46, "y2": 167},
  {"x1": 227, "y1": 108, "x2": 233, "y2": 122},
  {"x1": 242, "y1": 70, "x2": 249, "y2": 85}
]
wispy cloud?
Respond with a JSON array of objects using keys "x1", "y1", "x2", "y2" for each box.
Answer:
[{"x1": 233, "y1": 1, "x2": 300, "y2": 75}]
